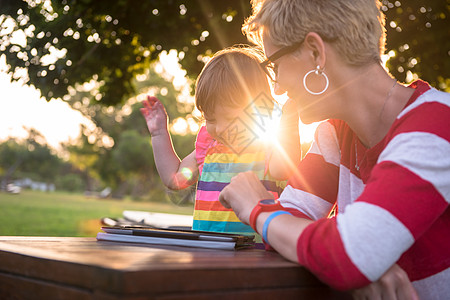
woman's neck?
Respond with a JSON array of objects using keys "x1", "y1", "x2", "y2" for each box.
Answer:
[{"x1": 338, "y1": 64, "x2": 414, "y2": 148}]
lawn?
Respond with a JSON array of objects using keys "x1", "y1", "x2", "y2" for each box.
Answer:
[{"x1": 0, "y1": 190, "x2": 193, "y2": 237}]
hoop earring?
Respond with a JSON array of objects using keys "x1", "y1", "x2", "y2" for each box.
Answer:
[{"x1": 303, "y1": 65, "x2": 329, "y2": 95}]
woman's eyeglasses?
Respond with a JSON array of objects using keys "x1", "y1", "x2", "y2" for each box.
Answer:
[{"x1": 260, "y1": 41, "x2": 304, "y2": 83}]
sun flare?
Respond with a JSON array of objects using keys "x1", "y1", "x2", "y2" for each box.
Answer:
[{"x1": 251, "y1": 98, "x2": 318, "y2": 146}]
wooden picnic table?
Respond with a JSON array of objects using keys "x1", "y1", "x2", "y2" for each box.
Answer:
[{"x1": 0, "y1": 236, "x2": 351, "y2": 299}]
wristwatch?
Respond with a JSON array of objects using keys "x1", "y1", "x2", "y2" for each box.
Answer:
[{"x1": 249, "y1": 199, "x2": 284, "y2": 231}]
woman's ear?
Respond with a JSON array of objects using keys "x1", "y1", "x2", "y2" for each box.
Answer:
[{"x1": 303, "y1": 32, "x2": 326, "y2": 68}]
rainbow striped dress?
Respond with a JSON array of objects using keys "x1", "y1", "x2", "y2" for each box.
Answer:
[{"x1": 193, "y1": 126, "x2": 285, "y2": 239}]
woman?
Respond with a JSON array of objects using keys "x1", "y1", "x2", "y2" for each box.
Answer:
[{"x1": 219, "y1": 0, "x2": 450, "y2": 299}]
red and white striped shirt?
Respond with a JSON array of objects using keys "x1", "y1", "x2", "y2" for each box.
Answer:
[{"x1": 279, "y1": 81, "x2": 450, "y2": 298}]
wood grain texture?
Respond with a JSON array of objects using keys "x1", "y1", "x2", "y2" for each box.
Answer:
[{"x1": 0, "y1": 237, "x2": 351, "y2": 299}]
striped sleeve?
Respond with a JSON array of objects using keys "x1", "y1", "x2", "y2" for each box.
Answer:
[
  {"x1": 279, "y1": 121, "x2": 340, "y2": 220},
  {"x1": 297, "y1": 88, "x2": 450, "y2": 291}
]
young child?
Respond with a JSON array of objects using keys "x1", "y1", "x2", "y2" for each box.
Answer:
[{"x1": 140, "y1": 47, "x2": 300, "y2": 239}]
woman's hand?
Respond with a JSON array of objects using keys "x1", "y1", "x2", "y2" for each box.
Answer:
[
  {"x1": 219, "y1": 171, "x2": 274, "y2": 224},
  {"x1": 352, "y1": 264, "x2": 419, "y2": 300},
  {"x1": 140, "y1": 96, "x2": 168, "y2": 137}
]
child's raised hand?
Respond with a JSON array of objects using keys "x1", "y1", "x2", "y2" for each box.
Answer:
[{"x1": 140, "y1": 96, "x2": 168, "y2": 137}]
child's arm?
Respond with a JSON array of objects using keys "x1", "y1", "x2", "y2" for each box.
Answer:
[
  {"x1": 140, "y1": 96, "x2": 199, "y2": 190},
  {"x1": 268, "y1": 99, "x2": 301, "y2": 180}
]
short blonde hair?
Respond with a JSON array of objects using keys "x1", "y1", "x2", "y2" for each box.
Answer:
[
  {"x1": 195, "y1": 46, "x2": 272, "y2": 119},
  {"x1": 243, "y1": 0, "x2": 386, "y2": 66}
]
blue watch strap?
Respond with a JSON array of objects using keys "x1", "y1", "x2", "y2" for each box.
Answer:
[{"x1": 262, "y1": 211, "x2": 292, "y2": 246}]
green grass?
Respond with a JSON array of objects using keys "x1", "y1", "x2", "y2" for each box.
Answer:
[{"x1": 0, "y1": 190, "x2": 193, "y2": 237}]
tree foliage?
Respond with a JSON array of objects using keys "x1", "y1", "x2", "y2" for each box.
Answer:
[
  {"x1": 0, "y1": 130, "x2": 62, "y2": 186},
  {"x1": 383, "y1": 0, "x2": 450, "y2": 90},
  {"x1": 112, "y1": 130, "x2": 154, "y2": 177},
  {"x1": 0, "y1": 0, "x2": 250, "y2": 105}
]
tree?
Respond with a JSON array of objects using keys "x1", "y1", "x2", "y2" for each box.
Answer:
[
  {"x1": 0, "y1": 129, "x2": 62, "y2": 188},
  {"x1": 64, "y1": 128, "x2": 102, "y2": 191},
  {"x1": 1, "y1": 0, "x2": 448, "y2": 106},
  {"x1": 111, "y1": 130, "x2": 155, "y2": 197},
  {"x1": 0, "y1": 138, "x2": 27, "y2": 189},
  {"x1": 0, "y1": 0, "x2": 251, "y2": 105},
  {"x1": 21, "y1": 129, "x2": 62, "y2": 183},
  {"x1": 384, "y1": 0, "x2": 450, "y2": 90}
]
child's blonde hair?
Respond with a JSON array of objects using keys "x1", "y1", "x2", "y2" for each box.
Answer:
[
  {"x1": 243, "y1": 0, "x2": 386, "y2": 66},
  {"x1": 195, "y1": 46, "x2": 272, "y2": 119}
]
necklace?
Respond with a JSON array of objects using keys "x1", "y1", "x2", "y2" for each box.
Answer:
[
  {"x1": 355, "y1": 80, "x2": 397, "y2": 171},
  {"x1": 378, "y1": 80, "x2": 398, "y2": 121},
  {"x1": 355, "y1": 142, "x2": 364, "y2": 171}
]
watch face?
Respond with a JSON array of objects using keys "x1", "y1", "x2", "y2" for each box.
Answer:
[{"x1": 260, "y1": 199, "x2": 277, "y2": 205}]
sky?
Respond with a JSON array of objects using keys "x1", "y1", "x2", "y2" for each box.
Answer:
[{"x1": 0, "y1": 64, "x2": 91, "y2": 149}]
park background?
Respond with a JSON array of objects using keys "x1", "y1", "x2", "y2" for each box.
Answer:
[{"x1": 0, "y1": 0, "x2": 448, "y2": 236}]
